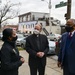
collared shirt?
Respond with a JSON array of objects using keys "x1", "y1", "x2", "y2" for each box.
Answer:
[{"x1": 69, "y1": 30, "x2": 75, "y2": 37}]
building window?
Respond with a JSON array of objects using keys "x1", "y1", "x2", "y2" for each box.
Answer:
[
  {"x1": 26, "y1": 31, "x2": 28, "y2": 33},
  {"x1": 28, "y1": 15, "x2": 30, "y2": 21},
  {"x1": 32, "y1": 15, "x2": 35, "y2": 20},
  {"x1": 33, "y1": 24, "x2": 34, "y2": 28},
  {"x1": 27, "y1": 24, "x2": 30, "y2": 28},
  {"x1": 26, "y1": 15, "x2": 28, "y2": 21},
  {"x1": 23, "y1": 16, "x2": 26, "y2": 22},
  {"x1": 19, "y1": 17, "x2": 22, "y2": 22},
  {"x1": 31, "y1": 24, "x2": 32, "y2": 28},
  {"x1": 26, "y1": 25, "x2": 27, "y2": 28},
  {"x1": 29, "y1": 31, "x2": 32, "y2": 34},
  {"x1": 29, "y1": 25, "x2": 30, "y2": 28}
]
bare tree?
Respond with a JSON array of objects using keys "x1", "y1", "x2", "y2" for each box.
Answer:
[{"x1": 0, "y1": 0, "x2": 21, "y2": 29}]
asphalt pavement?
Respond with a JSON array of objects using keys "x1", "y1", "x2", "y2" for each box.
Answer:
[{"x1": 19, "y1": 51, "x2": 63, "y2": 75}]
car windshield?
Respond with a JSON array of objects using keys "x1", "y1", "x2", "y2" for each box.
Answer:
[
  {"x1": 17, "y1": 34, "x2": 24, "y2": 38},
  {"x1": 49, "y1": 34, "x2": 55, "y2": 36},
  {"x1": 55, "y1": 34, "x2": 60, "y2": 36}
]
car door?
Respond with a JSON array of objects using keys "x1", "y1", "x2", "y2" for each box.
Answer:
[{"x1": 50, "y1": 34, "x2": 55, "y2": 40}]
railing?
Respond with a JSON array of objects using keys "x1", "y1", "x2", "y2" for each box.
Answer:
[{"x1": 42, "y1": 28, "x2": 49, "y2": 36}]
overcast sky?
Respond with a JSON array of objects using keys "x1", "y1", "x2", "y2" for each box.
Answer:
[{"x1": 2, "y1": 0, "x2": 75, "y2": 25}]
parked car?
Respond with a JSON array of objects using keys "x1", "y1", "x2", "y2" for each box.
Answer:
[
  {"x1": 20, "y1": 37, "x2": 56, "y2": 54},
  {"x1": 55, "y1": 37, "x2": 61, "y2": 56},
  {"x1": 16, "y1": 34, "x2": 25, "y2": 46},
  {"x1": 47, "y1": 33, "x2": 61, "y2": 41},
  {"x1": 20, "y1": 38, "x2": 26, "y2": 49},
  {"x1": 23, "y1": 33, "x2": 31, "y2": 37},
  {"x1": 47, "y1": 40, "x2": 56, "y2": 54}
]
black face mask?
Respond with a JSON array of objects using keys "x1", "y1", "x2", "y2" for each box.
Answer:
[
  {"x1": 65, "y1": 26, "x2": 74, "y2": 32},
  {"x1": 12, "y1": 36, "x2": 18, "y2": 41}
]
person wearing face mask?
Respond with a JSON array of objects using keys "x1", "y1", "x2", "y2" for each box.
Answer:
[
  {"x1": 25, "y1": 24, "x2": 49, "y2": 75},
  {"x1": 0, "y1": 28, "x2": 25, "y2": 75},
  {"x1": 57, "y1": 19, "x2": 75, "y2": 75}
]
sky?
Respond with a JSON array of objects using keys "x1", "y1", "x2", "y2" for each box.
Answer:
[{"x1": 1, "y1": 0, "x2": 75, "y2": 25}]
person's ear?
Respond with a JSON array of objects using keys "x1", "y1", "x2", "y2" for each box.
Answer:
[
  {"x1": 73, "y1": 25, "x2": 75, "y2": 29},
  {"x1": 8, "y1": 36, "x2": 12, "y2": 41}
]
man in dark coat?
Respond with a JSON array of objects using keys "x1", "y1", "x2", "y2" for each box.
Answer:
[
  {"x1": 26, "y1": 24, "x2": 49, "y2": 75},
  {"x1": 58, "y1": 19, "x2": 75, "y2": 75},
  {"x1": 1, "y1": 28, "x2": 25, "y2": 75}
]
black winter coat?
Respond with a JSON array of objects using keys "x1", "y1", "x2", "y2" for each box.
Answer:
[
  {"x1": 1, "y1": 41, "x2": 22, "y2": 75},
  {"x1": 26, "y1": 34, "x2": 49, "y2": 67}
]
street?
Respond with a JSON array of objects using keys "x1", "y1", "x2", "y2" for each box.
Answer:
[{"x1": 19, "y1": 51, "x2": 63, "y2": 75}]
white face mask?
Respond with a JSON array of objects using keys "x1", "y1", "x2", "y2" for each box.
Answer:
[{"x1": 33, "y1": 29, "x2": 40, "y2": 35}]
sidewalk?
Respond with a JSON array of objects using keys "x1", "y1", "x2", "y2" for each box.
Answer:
[{"x1": 19, "y1": 51, "x2": 63, "y2": 75}]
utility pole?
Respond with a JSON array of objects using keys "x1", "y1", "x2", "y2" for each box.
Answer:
[
  {"x1": 41, "y1": 0, "x2": 52, "y2": 34},
  {"x1": 65, "y1": 0, "x2": 72, "y2": 20},
  {"x1": 49, "y1": 0, "x2": 52, "y2": 33}
]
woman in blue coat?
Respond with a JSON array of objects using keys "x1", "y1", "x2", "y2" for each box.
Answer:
[{"x1": 1, "y1": 28, "x2": 25, "y2": 75}]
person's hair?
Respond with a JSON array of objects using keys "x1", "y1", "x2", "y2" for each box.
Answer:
[
  {"x1": 35, "y1": 24, "x2": 42, "y2": 30},
  {"x1": 68, "y1": 19, "x2": 75, "y2": 25},
  {"x1": 2, "y1": 28, "x2": 13, "y2": 41}
]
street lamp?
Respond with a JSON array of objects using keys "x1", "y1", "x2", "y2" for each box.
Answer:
[{"x1": 41, "y1": 0, "x2": 52, "y2": 34}]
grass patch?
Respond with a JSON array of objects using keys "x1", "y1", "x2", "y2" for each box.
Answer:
[{"x1": 17, "y1": 47, "x2": 24, "y2": 51}]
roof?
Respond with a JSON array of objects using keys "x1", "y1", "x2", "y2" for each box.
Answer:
[{"x1": 18, "y1": 11, "x2": 49, "y2": 17}]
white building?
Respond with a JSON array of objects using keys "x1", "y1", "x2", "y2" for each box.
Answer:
[{"x1": 18, "y1": 12, "x2": 61, "y2": 34}]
